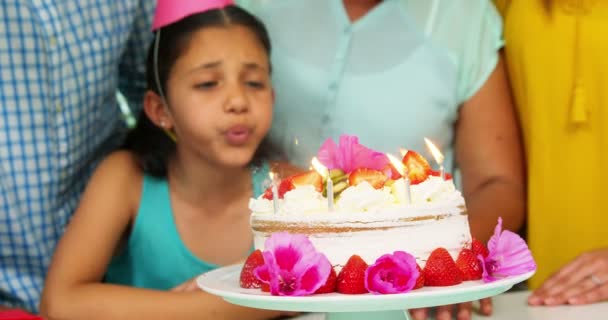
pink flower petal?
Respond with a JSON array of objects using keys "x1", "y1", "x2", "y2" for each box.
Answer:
[
  {"x1": 482, "y1": 218, "x2": 537, "y2": 283},
  {"x1": 257, "y1": 232, "x2": 332, "y2": 296},
  {"x1": 274, "y1": 246, "x2": 302, "y2": 271},
  {"x1": 317, "y1": 135, "x2": 389, "y2": 174},
  {"x1": 317, "y1": 138, "x2": 340, "y2": 170},
  {"x1": 365, "y1": 251, "x2": 419, "y2": 294},
  {"x1": 254, "y1": 264, "x2": 270, "y2": 283}
]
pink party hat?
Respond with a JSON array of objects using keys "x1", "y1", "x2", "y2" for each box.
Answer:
[{"x1": 152, "y1": 0, "x2": 235, "y2": 31}]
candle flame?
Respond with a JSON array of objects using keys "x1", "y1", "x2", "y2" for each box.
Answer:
[
  {"x1": 269, "y1": 172, "x2": 276, "y2": 181},
  {"x1": 424, "y1": 138, "x2": 444, "y2": 164},
  {"x1": 399, "y1": 148, "x2": 408, "y2": 157},
  {"x1": 311, "y1": 157, "x2": 328, "y2": 178},
  {"x1": 386, "y1": 153, "x2": 405, "y2": 176}
]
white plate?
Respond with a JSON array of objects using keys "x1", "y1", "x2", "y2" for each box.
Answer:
[{"x1": 197, "y1": 263, "x2": 535, "y2": 313}]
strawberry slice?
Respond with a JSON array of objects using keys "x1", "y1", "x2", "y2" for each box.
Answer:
[
  {"x1": 240, "y1": 250, "x2": 265, "y2": 288},
  {"x1": 262, "y1": 178, "x2": 295, "y2": 200},
  {"x1": 423, "y1": 248, "x2": 463, "y2": 287},
  {"x1": 348, "y1": 168, "x2": 387, "y2": 189},
  {"x1": 383, "y1": 163, "x2": 402, "y2": 180},
  {"x1": 315, "y1": 267, "x2": 337, "y2": 294},
  {"x1": 471, "y1": 238, "x2": 489, "y2": 259},
  {"x1": 291, "y1": 171, "x2": 323, "y2": 192},
  {"x1": 402, "y1": 150, "x2": 431, "y2": 184},
  {"x1": 413, "y1": 263, "x2": 425, "y2": 289},
  {"x1": 455, "y1": 248, "x2": 483, "y2": 281},
  {"x1": 337, "y1": 255, "x2": 369, "y2": 294},
  {"x1": 429, "y1": 169, "x2": 453, "y2": 180}
]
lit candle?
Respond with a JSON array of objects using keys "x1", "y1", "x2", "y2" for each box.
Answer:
[
  {"x1": 424, "y1": 137, "x2": 445, "y2": 180},
  {"x1": 386, "y1": 153, "x2": 411, "y2": 204},
  {"x1": 311, "y1": 157, "x2": 334, "y2": 211},
  {"x1": 269, "y1": 172, "x2": 279, "y2": 214}
]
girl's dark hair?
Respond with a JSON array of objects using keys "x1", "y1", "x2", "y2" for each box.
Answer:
[{"x1": 123, "y1": 5, "x2": 278, "y2": 177}]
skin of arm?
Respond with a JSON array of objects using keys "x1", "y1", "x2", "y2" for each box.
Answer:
[
  {"x1": 39, "y1": 151, "x2": 288, "y2": 320},
  {"x1": 456, "y1": 54, "x2": 526, "y2": 243}
]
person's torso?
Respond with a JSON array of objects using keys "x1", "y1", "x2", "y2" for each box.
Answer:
[
  {"x1": 241, "y1": 0, "x2": 502, "y2": 174},
  {"x1": 0, "y1": 0, "x2": 154, "y2": 310},
  {"x1": 104, "y1": 164, "x2": 269, "y2": 289},
  {"x1": 499, "y1": 0, "x2": 608, "y2": 288}
]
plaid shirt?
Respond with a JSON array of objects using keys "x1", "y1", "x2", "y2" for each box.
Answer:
[{"x1": 0, "y1": 0, "x2": 154, "y2": 311}]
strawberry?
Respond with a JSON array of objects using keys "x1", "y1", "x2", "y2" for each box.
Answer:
[
  {"x1": 413, "y1": 263, "x2": 425, "y2": 289},
  {"x1": 315, "y1": 267, "x2": 337, "y2": 294},
  {"x1": 429, "y1": 169, "x2": 453, "y2": 180},
  {"x1": 262, "y1": 178, "x2": 295, "y2": 200},
  {"x1": 348, "y1": 168, "x2": 387, "y2": 189},
  {"x1": 456, "y1": 249, "x2": 483, "y2": 281},
  {"x1": 262, "y1": 188, "x2": 273, "y2": 200},
  {"x1": 240, "y1": 250, "x2": 265, "y2": 288},
  {"x1": 471, "y1": 238, "x2": 489, "y2": 259},
  {"x1": 383, "y1": 163, "x2": 402, "y2": 180},
  {"x1": 261, "y1": 282, "x2": 270, "y2": 292},
  {"x1": 291, "y1": 171, "x2": 323, "y2": 192},
  {"x1": 423, "y1": 248, "x2": 463, "y2": 287},
  {"x1": 337, "y1": 255, "x2": 369, "y2": 294},
  {"x1": 402, "y1": 150, "x2": 431, "y2": 184}
]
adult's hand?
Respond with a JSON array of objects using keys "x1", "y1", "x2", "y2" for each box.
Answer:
[
  {"x1": 529, "y1": 248, "x2": 608, "y2": 306},
  {"x1": 409, "y1": 298, "x2": 492, "y2": 320}
]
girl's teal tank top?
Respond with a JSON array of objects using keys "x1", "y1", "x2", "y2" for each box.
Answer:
[{"x1": 104, "y1": 163, "x2": 269, "y2": 289}]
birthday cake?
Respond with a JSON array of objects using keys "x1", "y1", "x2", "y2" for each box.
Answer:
[{"x1": 240, "y1": 135, "x2": 536, "y2": 295}]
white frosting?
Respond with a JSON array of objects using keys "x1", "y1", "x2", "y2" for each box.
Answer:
[
  {"x1": 281, "y1": 185, "x2": 326, "y2": 214},
  {"x1": 335, "y1": 181, "x2": 393, "y2": 212},
  {"x1": 250, "y1": 176, "x2": 465, "y2": 219}
]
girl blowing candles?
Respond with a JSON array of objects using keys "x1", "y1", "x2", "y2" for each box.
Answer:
[{"x1": 40, "y1": 1, "x2": 293, "y2": 319}]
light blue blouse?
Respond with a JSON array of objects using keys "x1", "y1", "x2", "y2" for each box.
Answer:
[{"x1": 239, "y1": 0, "x2": 503, "y2": 174}]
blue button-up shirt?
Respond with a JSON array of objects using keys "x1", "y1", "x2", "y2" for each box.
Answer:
[{"x1": 0, "y1": 0, "x2": 154, "y2": 311}]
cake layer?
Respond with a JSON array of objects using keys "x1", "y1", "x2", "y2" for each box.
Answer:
[{"x1": 252, "y1": 212, "x2": 471, "y2": 269}]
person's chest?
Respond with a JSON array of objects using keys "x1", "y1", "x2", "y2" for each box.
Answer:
[
  {"x1": 502, "y1": 0, "x2": 608, "y2": 128},
  {"x1": 172, "y1": 195, "x2": 254, "y2": 266},
  {"x1": 255, "y1": 0, "x2": 461, "y2": 165}
]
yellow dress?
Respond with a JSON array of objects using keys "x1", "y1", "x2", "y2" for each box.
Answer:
[{"x1": 494, "y1": 0, "x2": 608, "y2": 289}]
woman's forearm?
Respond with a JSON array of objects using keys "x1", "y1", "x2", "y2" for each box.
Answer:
[
  {"x1": 40, "y1": 283, "x2": 286, "y2": 320},
  {"x1": 465, "y1": 177, "x2": 525, "y2": 243}
]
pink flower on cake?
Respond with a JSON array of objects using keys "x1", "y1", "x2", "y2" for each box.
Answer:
[
  {"x1": 254, "y1": 232, "x2": 332, "y2": 296},
  {"x1": 364, "y1": 251, "x2": 420, "y2": 294},
  {"x1": 317, "y1": 135, "x2": 389, "y2": 174},
  {"x1": 480, "y1": 218, "x2": 537, "y2": 283}
]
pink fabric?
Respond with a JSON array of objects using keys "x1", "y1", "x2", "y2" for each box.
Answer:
[
  {"x1": 0, "y1": 310, "x2": 43, "y2": 320},
  {"x1": 152, "y1": 0, "x2": 234, "y2": 31}
]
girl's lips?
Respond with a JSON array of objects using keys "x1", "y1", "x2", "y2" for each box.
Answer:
[{"x1": 225, "y1": 126, "x2": 252, "y2": 145}]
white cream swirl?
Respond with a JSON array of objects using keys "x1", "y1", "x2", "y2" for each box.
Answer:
[
  {"x1": 336, "y1": 181, "x2": 393, "y2": 212},
  {"x1": 280, "y1": 185, "x2": 326, "y2": 214},
  {"x1": 249, "y1": 185, "x2": 326, "y2": 215},
  {"x1": 250, "y1": 176, "x2": 464, "y2": 216},
  {"x1": 411, "y1": 176, "x2": 460, "y2": 204}
]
